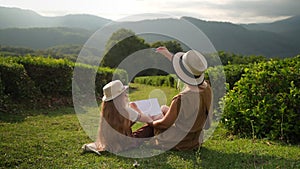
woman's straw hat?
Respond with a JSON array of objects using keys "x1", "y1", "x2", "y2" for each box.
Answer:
[
  {"x1": 172, "y1": 50, "x2": 208, "y2": 85},
  {"x1": 102, "y1": 80, "x2": 128, "y2": 101}
]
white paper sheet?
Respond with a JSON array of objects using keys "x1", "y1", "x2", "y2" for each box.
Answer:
[{"x1": 133, "y1": 98, "x2": 162, "y2": 116}]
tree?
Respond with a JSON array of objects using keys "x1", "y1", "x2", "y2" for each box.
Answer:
[
  {"x1": 150, "y1": 40, "x2": 183, "y2": 54},
  {"x1": 101, "y1": 28, "x2": 150, "y2": 68}
]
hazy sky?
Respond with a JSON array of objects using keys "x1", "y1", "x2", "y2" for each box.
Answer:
[{"x1": 0, "y1": 0, "x2": 299, "y2": 23}]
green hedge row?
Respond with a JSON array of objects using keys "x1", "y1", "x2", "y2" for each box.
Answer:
[
  {"x1": 222, "y1": 55, "x2": 300, "y2": 143},
  {"x1": 134, "y1": 74, "x2": 178, "y2": 88},
  {"x1": 13, "y1": 56, "x2": 74, "y2": 96},
  {"x1": 133, "y1": 64, "x2": 249, "y2": 90},
  {"x1": 0, "y1": 60, "x2": 40, "y2": 103},
  {"x1": 0, "y1": 56, "x2": 127, "y2": 107}
]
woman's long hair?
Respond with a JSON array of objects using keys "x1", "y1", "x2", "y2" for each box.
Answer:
[{"x1": 96, "y1": 92, "x2": 133, "y2": 152}]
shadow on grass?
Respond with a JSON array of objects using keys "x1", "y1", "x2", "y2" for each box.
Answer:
[
  {"x1": 0, "y1": 106, "x2": 75, "y2": 123},
  {"x1": 80, "y1": 146, "x2": 299, "y2": 169},
  {"x1": 0, "y1": 86, "x2": 140, "y2": 124},
  {"x1": 199, "y1": 147, "x2": 299, "y2": 169},
  {"x1": 129, "y1": 85, "x2": 139, "y2": 92}
]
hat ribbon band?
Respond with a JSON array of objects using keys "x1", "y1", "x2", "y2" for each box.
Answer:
[{"x1": 179, "y1": 56, "x2": 201, "y2": 79}]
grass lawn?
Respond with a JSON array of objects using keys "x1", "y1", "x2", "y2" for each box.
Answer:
[{"x1": 1, "y1": 84, "x2": 299, "y2": 168}]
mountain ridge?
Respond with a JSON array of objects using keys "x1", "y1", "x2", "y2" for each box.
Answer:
[
  {"x1": 0, "y1": 6, "x2": 299, "y2": 57},
  {"x1": 0, "y1": 6, "x2": 111, "y2": 30},
  {"x1": 242, "y1": 15, "x2": 300, "y2": 33}
]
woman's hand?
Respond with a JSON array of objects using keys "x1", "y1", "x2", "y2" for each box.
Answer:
[
  {"x1": 156, "y1": 46, "x2": 173, "y2": 61},
  {"x1": 151, "y1": 113, "x2": 164, "y2": 120},
  {"x1": 160, "y1": 105, "x2": 169, "y2": 115},
  {"x1": 130, "y1": 102, "x2": 153, "y2": 123},
  {"x1": 129, "y1": 102, "x2": 142, "y2": 114}
]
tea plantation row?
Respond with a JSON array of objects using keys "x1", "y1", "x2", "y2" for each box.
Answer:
[
  {"x1": 0, "y1": 56, "x2": 127, "y2": 108},
  {"x1": 134, "y1": 55, "x2": 300, "y2": 143}
]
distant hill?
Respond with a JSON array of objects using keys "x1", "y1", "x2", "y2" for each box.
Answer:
[
  {"x1": 182, "y1": 17, "x2": 299, "y2": 57},
  {"x1": 119, "y1": 17, "x2": 299, "y2": 57},
  {"x1": 0, "y1": 27, "x2": 92, "y2": 49},
  {"x1": 241, "y1": 16, "x2": 300, "y2": 48},
  {"x1": 242, "y1": 15, "x2": 300, "y2": 33},
  {"x1": 0, "y1": 6, "x2": 299, "y2": 57},
  {"x1": 0, "y1": 6, "x2": 111, "y2": 30}
]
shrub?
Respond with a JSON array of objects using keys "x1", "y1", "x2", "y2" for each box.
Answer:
[
  {"x1": 0, "y1": 59, "x2": 41, "y2": 103},
  {"x1": 222, "y1": 56, "x2": 300, "y2": 143},
  {"x1": 73, "y1": 64, "x2": 128, "y2": 101},
  {"x1": 206, "y1": 64, "x2": 252, "y2": 90},
  {"x1": 223, "y1": 64, "x2": 250, "y2": 89},
  {"x1": 0, "y1": 73, "x2": 5, "y2": 107},
  {"x1": 14, "y1": 56, "x2": 74, "y2": 96},
  {"x1": 205, "y1": 66, "x2": 227, "y2": 119}
]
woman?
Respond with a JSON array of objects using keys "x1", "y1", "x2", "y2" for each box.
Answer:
[
  {"x1": 142, "y1": 47, "x2": 213, "y2": 150},
  {"x1": 95, "y1": 80, "x2": 153, "y2": 153}
]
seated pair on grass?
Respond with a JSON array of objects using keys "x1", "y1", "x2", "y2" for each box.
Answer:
[{"x1": 82, "y1": 47, "x2": 213, "y2": 154}]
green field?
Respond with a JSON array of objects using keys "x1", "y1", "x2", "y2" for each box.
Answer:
[{"x1": 1, "y1": 84, "x2": 299, "y2": 168}]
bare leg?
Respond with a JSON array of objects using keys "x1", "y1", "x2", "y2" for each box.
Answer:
[{"x1": 132, "y1": 124, "x2": 154, "y2": 138}]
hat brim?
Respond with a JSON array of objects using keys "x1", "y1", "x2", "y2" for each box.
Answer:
[
  {"x1": 172, "y1": 52, "x2": 204, "y2": 86},
  {"x1": 102, "y1": 85, "x2": 129, "y2": 102}
]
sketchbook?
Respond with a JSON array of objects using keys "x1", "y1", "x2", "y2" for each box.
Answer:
[{"x1": 133, "y1": 98, "x2": 162, "y2": 116}]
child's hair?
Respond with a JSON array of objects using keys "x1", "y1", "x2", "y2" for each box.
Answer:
[{"x1": 96, "y1": 92, "x2": 132, "y2": 152}]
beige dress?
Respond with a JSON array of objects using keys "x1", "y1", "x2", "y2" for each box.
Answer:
[
  {"x1": 152, "y1": 82, "x2": 213, "y2": 150},
  {"x1": 96, "y1": 106, "x2": 139, "y2": 153}
]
